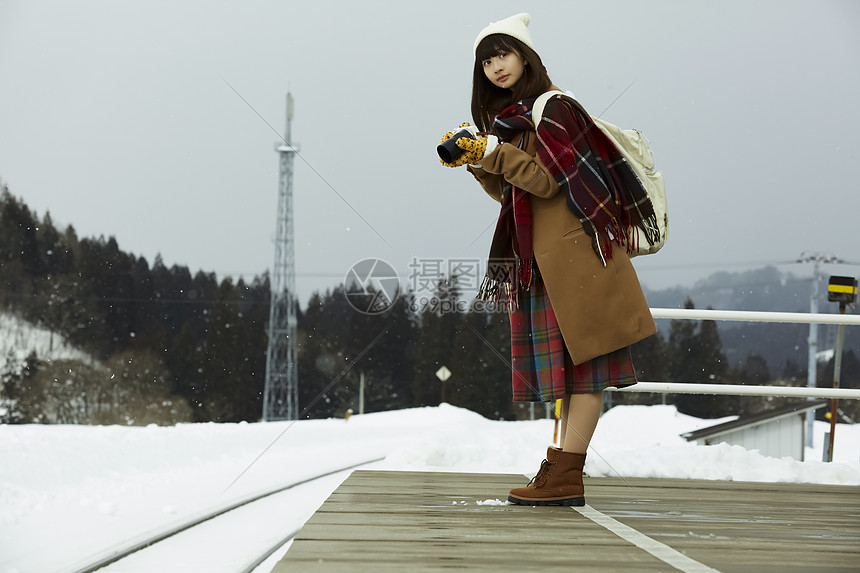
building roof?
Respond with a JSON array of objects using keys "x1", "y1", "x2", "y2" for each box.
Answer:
[{"x1": 681, "y1": 400, "x2": 829, "y2": 442}]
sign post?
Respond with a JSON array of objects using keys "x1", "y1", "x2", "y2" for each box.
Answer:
[
  {"x1": 436, "y1": 366, "x2": 452, "y2": 404},
  {"x1": 825, "y1": 276, "x2": 857, "y2": 462}
]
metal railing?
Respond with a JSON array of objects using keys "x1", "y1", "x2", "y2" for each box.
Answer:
[
  {"x1": 611, "y1": 382, "x2": 860, "y2": 400},
  {"x1": 649, "y1": 307, "x2": 860, "y2": 326},
  {"x1": 606, "y1": 307, "x2": 860, "y2": 400}
]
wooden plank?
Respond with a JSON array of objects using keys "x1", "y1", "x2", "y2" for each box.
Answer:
[
  {"x1": 273, "y1": 470, "x2": 860, "y2": 572},
  {"x1": 582, "y1": 475, "x2": 860, "y2": 571},
  {"x1": 279, "y1": 541, "x2": 667, "y2": 572},
  {"x1": 295, "y1": 520, "x2": 616, "y2": 545}
]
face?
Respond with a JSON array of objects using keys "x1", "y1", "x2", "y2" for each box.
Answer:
[{"x1": 482, "y1": 50, "x2": 526, "y2": 89}]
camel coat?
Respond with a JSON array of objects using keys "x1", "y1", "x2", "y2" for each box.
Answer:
[{"x1": 467, "y1": 127, "x2": 657, "y2": 365}]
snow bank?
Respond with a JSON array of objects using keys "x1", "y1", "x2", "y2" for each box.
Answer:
[
  {"x1": 380, "y1": 404, "x2": 860, "y2": 485},
  {"x1": 0, "y1": 404, "x2": 858, "y2": 573}
]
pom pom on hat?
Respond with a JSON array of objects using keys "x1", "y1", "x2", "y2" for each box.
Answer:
[{"x1": 473, "y1": 13, "x2": 535, "y2": 57}]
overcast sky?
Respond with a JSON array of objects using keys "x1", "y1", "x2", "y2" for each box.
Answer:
[{"x1": 1, "y1": 0, "x2": 858, "y2": 308}]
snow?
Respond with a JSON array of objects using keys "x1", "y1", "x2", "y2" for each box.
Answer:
[
  {"x1": 475, "y1": 499, "x2": 510, "y2": 506},
  {"x1": 0, "y1": 313, "x2": 91, "y2": 369},
  {"x1": 1, "y1": 403, "x2": 859, "y2": 573}
]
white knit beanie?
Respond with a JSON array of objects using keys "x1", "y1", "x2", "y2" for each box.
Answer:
[{"x1": 473, "y1": 13, "x2": 535, "y2": 57}]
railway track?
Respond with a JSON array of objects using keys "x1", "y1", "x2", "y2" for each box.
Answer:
[{"x1": 63, "y1": 457, "x2": 385, "y2": 573}]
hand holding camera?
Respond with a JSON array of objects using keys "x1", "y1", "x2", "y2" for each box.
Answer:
[{"x1": 438, "y1": 123, "x2": 499, "y2": 167}]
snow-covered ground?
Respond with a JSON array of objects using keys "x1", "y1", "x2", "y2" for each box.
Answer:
[
  {"x1": 1, "y1": 403, "x2": 858, "y2": 573},
  {"x1": 0, "y1": 313, "x2": 91, "y2": 370}
]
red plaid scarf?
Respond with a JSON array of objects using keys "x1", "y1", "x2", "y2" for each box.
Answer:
[
  {"x1": 476, "y1": 101, "x2": 536, "y2": 304},
  {"x1": 478, "y1": 95, "x2": 658, "y2": 303}
]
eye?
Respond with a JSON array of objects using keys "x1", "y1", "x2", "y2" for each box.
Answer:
[
  {"x1": 482, "y1": 59, "x2": 491, "y2": 67},
  {"x1": 499, "y1": 52, "x2": 508, "y2": 59}
]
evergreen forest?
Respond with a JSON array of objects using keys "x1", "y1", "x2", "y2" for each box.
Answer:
[{"x1": 1, "y1": 185, "x2": 858, "y2": 425}]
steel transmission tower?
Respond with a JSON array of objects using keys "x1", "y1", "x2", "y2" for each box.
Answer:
[{"x1": 263, "y1": 92, "x2": 299, "y2": 421}]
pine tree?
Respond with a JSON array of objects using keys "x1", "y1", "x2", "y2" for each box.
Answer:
[
  {"x1": 359, "y1": 293, "x2": 416, "y2": 413},
  {"x1": 697, "y1": 310, "x2": 728, "y2": 382},
  {"x1": 0, "y1": 190, "x2": 39, "y2": 313},
  {"x1": 411, "y1": 278, "x2": 462, "y2": 407},
  {"x1": 447, "y1": 305, "x2": 515, "y2": 420},
  {"x1": 671, "y1": 300, "x2": 734, "y2": 418},
  {"x1": 668, "y1": 298, "x2": 699, "y2": 382},
  {"x1": 737, "y1": 354, "x2": 771, "y2": 385},
  {"x1": 192, "y1": 277, "x2": 266, "y2": 422},
  {"x1": 781, "y1": 359, "x2": 806, "y2": 384},
  {"x1": 624, "y1": 333, "x2": 669, "y2": 406},
  {"x1": 296, "y1": 290, "x2": 339, "y2": 419},
  {"x1": 0, "y1": 191, "x2": 42, "y2": 276},
  {"x1": 0, "y1": 351, "x2": 35, "y2": 423}
]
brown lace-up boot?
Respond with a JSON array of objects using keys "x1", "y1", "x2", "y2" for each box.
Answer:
[{"x1": 508, "y1": 446, "x2": 586, "y2": 506}]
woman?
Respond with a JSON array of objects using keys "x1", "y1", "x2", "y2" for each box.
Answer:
[{"x1": 440, "y1": 13, "x2": 658, "y2": 506}]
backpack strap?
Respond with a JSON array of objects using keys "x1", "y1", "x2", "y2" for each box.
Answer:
[{"x1": 532, "y1": 90, "x2": 565, "y2": 126}]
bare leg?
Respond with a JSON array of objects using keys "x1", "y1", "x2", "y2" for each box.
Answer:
[
  {"x1": 561, "y1": 391, "x2": 603, "y2": 454},
  {"x1": 557, "y1": 396, "x2": 570, "y2": 447}
]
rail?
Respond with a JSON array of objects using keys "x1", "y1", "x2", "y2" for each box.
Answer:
[
  {"x1": 649, "y1": 307, "x2": 860, "y2": 325},
  {"x1": 612, "y1": 307, "x2": 860, "y2": 400},
  {"x1": 610, "y1": 382, "x2": 860, "y2": 399},
  {"x1": 63, "y1": 457, "x2": 384, "y2": 573}
]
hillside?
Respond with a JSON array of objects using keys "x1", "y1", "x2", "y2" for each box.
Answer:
[
  {"x1": 0, "y1": 312, "x2": 91, "y2": 369},
  {"x1": 643, "y1": 266, "x2": 860, "y2": 378}
]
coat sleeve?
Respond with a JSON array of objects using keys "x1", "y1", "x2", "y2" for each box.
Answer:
[
  {"x1": 474, "y1": 141, "x2": 559, "y2": 199},
  {"x1": 466, "y1": 165, "x2": 504, "y2": 203}
]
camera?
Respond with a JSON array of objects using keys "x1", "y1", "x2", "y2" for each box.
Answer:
[{"x1": 437, "y1": 128, "x2": 475, "y2": 164}]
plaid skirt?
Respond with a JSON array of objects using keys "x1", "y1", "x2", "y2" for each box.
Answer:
[{"x1": 509, "y1": 268, "x2": 637, "y2": 403}]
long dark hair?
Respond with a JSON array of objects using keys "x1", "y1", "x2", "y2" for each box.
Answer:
[{"x1": 471, "y1": 34, "x2": 552, "y2": 131}]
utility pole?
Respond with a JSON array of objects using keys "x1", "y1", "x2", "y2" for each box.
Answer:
[{"x1": 263, "y1": 92, "x2": 299, "y2": 421}]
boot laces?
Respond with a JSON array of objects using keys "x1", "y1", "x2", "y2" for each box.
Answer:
[{"x1": 528, "y1": 458, "x2": 555, "y2": 487}]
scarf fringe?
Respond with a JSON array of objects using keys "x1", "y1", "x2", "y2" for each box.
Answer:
[
  {"x1": 477, "y1": 257, "x2": 533, "y2": 309},
  {"x1": 595, "y1": 213, "x2": 661, "y2": 262},
  {"x1": 624, "y1": 212, "x2": 660, "y2": 256},
  {"x1": 477, "y1": 276, "x2": 511, "y2": 306}
]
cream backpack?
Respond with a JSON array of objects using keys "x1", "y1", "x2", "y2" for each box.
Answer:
[{"x1": 532, "y1": 90, "x2": 668, "y2": 257}]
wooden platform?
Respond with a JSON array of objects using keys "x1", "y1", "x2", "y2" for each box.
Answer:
[{"x1": 273, "y1": 470, "x2": 860, "y2": 572}]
